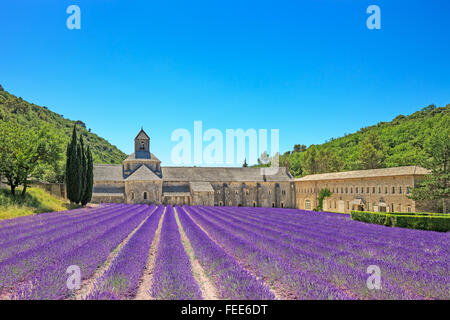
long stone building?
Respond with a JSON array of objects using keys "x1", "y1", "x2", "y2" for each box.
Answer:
[
  {"x1": 92, "y1": 129, "x2": 434, "y2": 212},
  {"x1": 294, "y1": 166, "x2": 431, "y2": 213}
]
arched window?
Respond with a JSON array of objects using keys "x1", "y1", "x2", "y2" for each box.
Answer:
[
  {"x1": 253, "y1": 201, "x2": 256, "y2": 207},
  {"x1": 131, "y1": 192, "x2": 135, "y2": 200},
  {"x1": 305, "y1": 199, "x2": 311, "y2": 210},
  {"x1": 143, "y1": 192, "x2": 148, "y2": 200},
  {"x1": 140, "y1": 140, "x2": 145, "y2": 150},
  {"x1": 281, "y1": 202, "x2": 284, "y2": 208},
  {"x1": 272, "y1": 202, "x2": 275, "y2": 208}
]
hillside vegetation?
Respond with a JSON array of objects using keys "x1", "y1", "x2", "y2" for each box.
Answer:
[
  {"x1": 271, "y1": 104, "x2": 450, "y2": 177},
  {"x1": 0, "y1": 84, "x2": 126, "y2": 182},
  {"x1": 0, "y1": 187, "x2": 73, "y2": 220}
]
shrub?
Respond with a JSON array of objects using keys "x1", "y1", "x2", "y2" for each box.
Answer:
[{"x1": 350, "y1": 211, "x2": 450, "y2": 232}]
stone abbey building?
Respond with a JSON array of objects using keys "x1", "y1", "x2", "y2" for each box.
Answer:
[
  {"x1": 92, "y1": 129, "x2": 433, "y2": 212},
  {"x1": 92, "y1": 129, "x2": 295, "y2": 207}
]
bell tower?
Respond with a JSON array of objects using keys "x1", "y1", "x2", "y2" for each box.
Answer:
[{"x1": 134, "y1": 128, "x2": 151, "y2": 159}]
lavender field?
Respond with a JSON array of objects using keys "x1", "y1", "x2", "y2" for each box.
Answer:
[{"x1": 0, "y1": 203, "x2": 448, "y2": 300}]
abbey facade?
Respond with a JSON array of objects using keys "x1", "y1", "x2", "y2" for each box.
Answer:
[{"x1": 92, "y1": 129, "x2": 434, "y2": 212}]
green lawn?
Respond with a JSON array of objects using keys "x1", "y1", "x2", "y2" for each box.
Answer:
[{"x1": 0, "y1": 187, "x2": 76, "y2": 220}]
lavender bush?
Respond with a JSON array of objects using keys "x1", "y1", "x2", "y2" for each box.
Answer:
[{"x1": 150, "y1": 205, "x2": 202, "y2": 300}]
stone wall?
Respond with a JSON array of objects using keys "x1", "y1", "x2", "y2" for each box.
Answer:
[
  {"x1": 211, "y1": 181, "x2": 294, "y2": 208},
  {"x1": 125, "y1": 180, "x2": 163, "y2": 204},
  {"x1": 91, "y1": 194, "x2": 125, "y2": 203},
  {"x1": 30, "y1": 180, "x2": 67, "y2": 199},
  {"x1": 192, "y1": 191, "x2": 214, "y2": 206},
  {"x1": 416, "y1": 199, "x2": 450, "y2": 213}
]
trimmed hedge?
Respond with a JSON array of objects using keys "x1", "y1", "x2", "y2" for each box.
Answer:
[{"x1": 351, "y1": 211, "x2": 450, "y2": 232}]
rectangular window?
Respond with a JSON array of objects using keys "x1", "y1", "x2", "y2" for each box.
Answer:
[
  {"x1": 356, "y1": 187, "x2": 359, "y2": 194},
  {"x1": 399, "y1": 186, "x2": 402, "y2": 194},
  {"x1": 385, "y1": 187, "x2": 388, "y2": 194},
  {"x1": 392, "y1": 186, "x2": 395, "y2": 194}
]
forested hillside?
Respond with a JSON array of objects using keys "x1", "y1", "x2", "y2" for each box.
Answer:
[
  {"x1": 0, "y1": 84, "x2": 126, "y2": 182},
  {"x1": 274, "y1": 104, "x2": 450, "y2": 177}
]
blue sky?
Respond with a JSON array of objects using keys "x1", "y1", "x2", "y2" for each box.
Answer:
[{"x1": 1, "y1": 0, "x2": 449, "y2": 166}]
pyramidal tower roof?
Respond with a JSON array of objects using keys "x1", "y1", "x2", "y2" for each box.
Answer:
[{"x1": 135, "y1": 128, "x2": 150, "y2": 140}]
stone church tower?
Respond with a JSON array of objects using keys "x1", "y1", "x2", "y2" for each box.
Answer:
[{"x1": 134, "y1": 128, "x2": 150, "y2": 159}]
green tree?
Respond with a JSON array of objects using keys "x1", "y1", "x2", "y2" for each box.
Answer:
[
  {"x1": 315, "y1": 188, "x2": 332, "y2": 211},
  {"x1": 242, "y1": 158, "x2": 248, "y2": 167},
  {"x1": 66, "y1": 125, "x2": 81, "y2": 203},
  {"x1": 317, "y1": 149, "x2": 343, "y2": 173},
  {"x1": 0, "y1": 121, "x2": 61, "y2": 196},
  {"x1": 303, "y1": 147, "x2": 319, "y2": 175},
  {"x1": 293, "y1": 144, "x2": 307, "y2": 153},
  {"x1": 409, "y1": 128, "x2": 450, "y2": 213},
  {"x1": 78, "y1": 135, "x2": 87, "y2": 203},
  {"x1": 358, "y1": 132, "x2": 385, "y2": 169},
  {"x1": 81, "y1": 145, "x2": 94, "y2": 205}
]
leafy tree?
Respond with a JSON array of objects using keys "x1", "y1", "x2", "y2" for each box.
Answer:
[
  {"x1": 315, "y1": 188, "x2": 332, "y2": 211},
  {"x1": 317, "y1": 149, "x2": 343, "y2": 173},
  {"x1": 303, "y1": 147, "x2": 319, "y2": 175},
  {"x1": 409, "y1": 127, "x2": 450, "y2": 213},
  {"x1": 0, "y1": 121, "x2": 61, "y2": 196},
  {"x1": 358, "y1": 132, "x2": 385, "y2": 169},
  {"x1": 293, "y1": 144, "x2": 307, "y2": 153}
]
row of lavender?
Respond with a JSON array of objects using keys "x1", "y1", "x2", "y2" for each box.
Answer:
[
  {"x1": 0, "y1": 204, "x2": 155, "y2": 299},
  {"x1": 150, "y1": 205, "x2": 202, "y2": 299},
  {"x1": 183, "y1": 206, "x2": 449, "y2": 300},
  {"x1": 2, "y1": 203, "x2": 448, "y2": 300},
  {"x1": 87, "y1": 205, "x2": 165, "y2": 299}
]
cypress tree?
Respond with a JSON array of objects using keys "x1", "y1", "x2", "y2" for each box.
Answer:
[
  {"x1": 74, "y1": 142, "x2": 83, "y2": 203},
  {"x1": 82, "y1": 145, "x2": 94, "y2": 205},
  {"x1": 79, "y1": 135, "x2": 87, "y2": 204},
  {"x1": 65, "y1": 125, "x2": 79, "y2": 203}
]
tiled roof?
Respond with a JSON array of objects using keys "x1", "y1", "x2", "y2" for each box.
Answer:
[
  {"x1": 124, "y1": 152, "x2": 160, "y2": 162},
  {"x1": 93, "y1": 164, "x2": 123, "y2": 182},
  {"x1": 125, "y1": 165, "x2": 162, "y2": 181},
  {"x1": 134, "y1": 129, "x2": 150, "y2": 140},
  {"x1": 161, "y1": 167, "x2": 292, "y2": 182},
  {"x1": 295, "y1": 166, "x2": 430, "y2": 182},
  {"x1": 190, "y1": 182, "x2": 214, "y2": 192}
]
